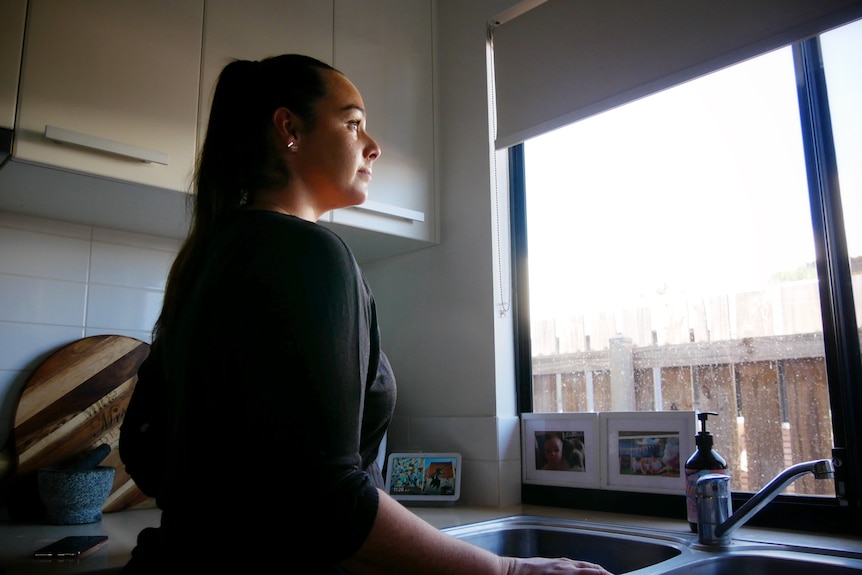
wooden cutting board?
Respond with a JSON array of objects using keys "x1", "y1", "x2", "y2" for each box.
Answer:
[{"x1": 8, "y1": 335, "x2": 155, "y2": 517}]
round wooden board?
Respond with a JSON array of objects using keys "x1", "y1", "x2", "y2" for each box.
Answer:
[{"x1": 9, "y1": 335, "x2": 155, "y2": 516}]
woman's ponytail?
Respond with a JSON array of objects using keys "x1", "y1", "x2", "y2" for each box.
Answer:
[
  {"x1": 195, "y1": 59, "x2": 268, "y2": 232},
  {"x1": 153, "y1": 54, "x2": 337, "y2": 341}
]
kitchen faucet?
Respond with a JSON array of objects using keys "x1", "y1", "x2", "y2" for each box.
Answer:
[{"x1": 695, "y1": 458, "x2": 835, "y2": 545}]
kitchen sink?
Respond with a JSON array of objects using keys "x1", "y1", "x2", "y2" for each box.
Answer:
[
  {"x1": 443, "y1": 516, "x2": 687, "y2": 573},
  {"x1": 443, "y1": 515, "x2": 862, "y2": 574},
  {"x1": 657, "y1": 551, "x2": 862, "y2": 575}
]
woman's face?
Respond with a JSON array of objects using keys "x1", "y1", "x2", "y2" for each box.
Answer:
[{"x1": 293, "y1": 69, "x2": 381, "y2": 214}]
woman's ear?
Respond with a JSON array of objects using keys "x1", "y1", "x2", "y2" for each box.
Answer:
[{"x1": 272, "y1": 107, "x2": 300, "y2": 151}]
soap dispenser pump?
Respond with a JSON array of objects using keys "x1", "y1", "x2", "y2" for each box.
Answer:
[{"x1": 685, "y1": 411, "x2": 729, "y2": 532}]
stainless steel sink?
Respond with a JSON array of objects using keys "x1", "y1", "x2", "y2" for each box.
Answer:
[
  {"x1": 657, "y1": 551, "x2": 862, "y2": 574},
  {"x1": 443, "y1": 516, "x2": 687, "y2": 573},
  {"x1": 443, "y1": 515, "x2": 862, "y2": 574}
]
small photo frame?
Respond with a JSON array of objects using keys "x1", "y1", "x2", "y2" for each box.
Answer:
[
  {"x1": 600, "y1": 411, "x2": 695, "y2": 494},
  {"x1": 521, "y1": 413, "x2": 600, "y2": 488},
  {"x1": 384, "y1": 453, "x2": 462, "y2": 503}
]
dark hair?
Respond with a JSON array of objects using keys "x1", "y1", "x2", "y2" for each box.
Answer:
[{"x1": 153, "y1": 54, "x2": 338, "y2": 341}]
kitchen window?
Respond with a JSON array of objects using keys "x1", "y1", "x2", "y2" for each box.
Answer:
[{"x1": 509, "y1": 18, "x2": 861, "y2": 530}]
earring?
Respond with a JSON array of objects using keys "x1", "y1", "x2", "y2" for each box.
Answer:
[{"x1": 287, "y1": 141, "x2": 298, "y2": 152}]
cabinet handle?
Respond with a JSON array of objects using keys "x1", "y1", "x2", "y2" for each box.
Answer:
[
  {"x1": 44, "y1": 125, "x2": 170, "y2": 165},
  {"x1": 351, "y1": 200, "x2": 425, "y2": 222}
]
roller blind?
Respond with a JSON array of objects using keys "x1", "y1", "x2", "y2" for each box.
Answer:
[{"x1": 491, "y1": 0, "x2": 862, "y2": 149}]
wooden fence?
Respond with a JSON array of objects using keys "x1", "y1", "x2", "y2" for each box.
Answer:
[{"x1": 528, "y1": 277, "x2": 862, "y2": 495}]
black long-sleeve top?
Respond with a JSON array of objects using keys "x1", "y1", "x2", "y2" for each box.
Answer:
[{"x1": 119, "y1": 210, "x2": 396, "y2": 573}]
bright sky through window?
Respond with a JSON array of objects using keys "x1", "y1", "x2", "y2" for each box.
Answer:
[{"x1": 524, "y1": 47, "x2": 820, "y2": 320}]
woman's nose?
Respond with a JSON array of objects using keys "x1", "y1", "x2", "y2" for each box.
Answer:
[{"x1": 366, "y1": 134, "x2": 381, "y2": 160}]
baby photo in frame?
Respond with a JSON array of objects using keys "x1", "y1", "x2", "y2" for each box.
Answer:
[
  {"x1": 521, "y1": 413, "x2": 600, "y2": 488},
  {"x1": 600, "y1": 411, "x2": 695, "y2": 494},
  {"x1": 384, "y1": 453, "x2": 461, "y2": 503}
]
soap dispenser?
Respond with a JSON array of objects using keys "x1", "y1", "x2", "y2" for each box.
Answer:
[{"x1": 685, "y1": 411, "x2": 729, "y2": 532}]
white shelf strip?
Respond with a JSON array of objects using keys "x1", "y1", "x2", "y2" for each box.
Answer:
[
  {"x1": 44, "y1": 125, "x2": 170, "y2": 165},
  {"x1": 352, "y1": 200, "x2": 425, "y2": 222}
]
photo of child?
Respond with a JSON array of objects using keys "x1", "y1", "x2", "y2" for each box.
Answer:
[
  {"x1": 617, "y1": 432, "x2": 681, "y2": 477},
  {"x1": 534, "y1": 431, "x2": 586, "y2": 472}
]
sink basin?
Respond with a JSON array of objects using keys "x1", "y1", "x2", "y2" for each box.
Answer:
[
  {"x1": 443, "y1": 516, "x2": 686, "y2": 573},
  {"x1": 443, "y1": 515, "x2": 862, "y2": 575},
  {"x1": 658, "y1": 551, "x2": 862, "y2": 574}
]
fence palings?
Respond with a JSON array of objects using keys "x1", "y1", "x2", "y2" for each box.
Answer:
[{"x1": 532, "y1": 337, "x2": 837, "y2": 494}]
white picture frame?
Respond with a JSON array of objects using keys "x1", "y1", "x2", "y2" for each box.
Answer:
[
  {"x1": 521, "y1": 413, "x2": 601, "y2": 488},
  {"x1": 600, "y1": 411, "x2": 695, "y2": 495}
]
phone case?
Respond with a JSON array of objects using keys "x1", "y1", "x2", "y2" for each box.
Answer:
[{"x1": 33, "y1": 535, "x2": 108, "y2": 560}]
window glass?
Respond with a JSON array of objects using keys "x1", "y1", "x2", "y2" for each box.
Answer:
[
  {"x1": 522, "y1": 44, "x2": 837, "y2": 495},
  {"x1": 820, "y1": 19, "x2": 862, "y2": 327}
]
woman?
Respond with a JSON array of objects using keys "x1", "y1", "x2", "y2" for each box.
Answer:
[{"x1": 119, "y1": 54, "x2": 612, "y2": 575}]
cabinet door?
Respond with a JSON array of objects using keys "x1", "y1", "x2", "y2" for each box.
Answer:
[
  {"x1": 331, "y1": 0, "x2": 436, "y2": 244},
  {"x1": 199, "y1": 0, "x2": 334, "y2": 148},
  {"x1": 0, "y1": 0, "x2": 26, "y2": 131},
  {"x1": 15, "y1": 0, "x2": 203, "y2": 192}
]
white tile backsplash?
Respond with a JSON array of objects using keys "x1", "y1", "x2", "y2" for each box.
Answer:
[
  {"x1": 92, "y1": 227, "x2": 181, "y2": 252},
  {"x1": 499, "y1": 458, "x2": 523, "y2": 507},
  {"x1": 90, "y1": 240, "x2": 176, "y2": 289},
  {"x1": 460, "y1": 459, "x2": 500, "y2": 506},
  {"x1": 86, "y1": 282, "x2": 165, "y2": 333},
  {"x1": 0, "y1": 227, "x2": 91, "y2": 281},
  {"x1": 0, "y1": 323, "x2": 84, "y2": 371},
  {"x1": 409, "y1": 416, "x2": 498, "y2": 460},
  {"x1": 0, "y1": 275, "x2": 87, "y2": 325},
  {"x1": 498, "y1": 415, "x2": 522, "y2": 461},
  {"x1": 386, "y1": 415, "x2": 523, "y2": 506},
  {"x1": 0, "y1": 211, "x2": 175, "y2": 451}
]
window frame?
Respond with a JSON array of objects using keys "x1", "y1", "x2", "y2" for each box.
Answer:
[{"x1": 510, "y1": 34, "x2": 862, "y2": 534}]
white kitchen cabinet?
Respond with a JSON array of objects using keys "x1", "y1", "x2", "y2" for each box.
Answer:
[
  {"x1": 3, "y1": 0, "x2": 436, "y2": 262},
  {"x1": 330, "y1": 0, "x2": 437, "y2": 249},
  {"x1": 199, "y1": 0, "x2": 334, "y2": 148},
  {"x1": 0, "y1": 0, "x2": 27, "y2": 133},
  {"x1": 14, "y1": 0, "x2": 204, "y2": 192}
]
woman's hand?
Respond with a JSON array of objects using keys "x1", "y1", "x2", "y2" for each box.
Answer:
[{"x1": 505, "y1": 556, "x2": 614, "y2": 575}]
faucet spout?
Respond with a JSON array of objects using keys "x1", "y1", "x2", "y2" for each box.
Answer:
[{"x1": 696, "y1": 458, "x2": 834, "y2": 545}]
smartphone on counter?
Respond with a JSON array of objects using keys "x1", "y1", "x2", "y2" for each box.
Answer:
[{"x1": 33, "y1": 535, "x2": 108, "y2": 560}]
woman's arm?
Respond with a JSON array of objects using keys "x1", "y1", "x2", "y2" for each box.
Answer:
[{"x1": 340, "y1": 490, "x2": 614, "y2": 575}]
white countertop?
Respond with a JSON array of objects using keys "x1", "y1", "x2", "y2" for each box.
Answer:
[{"x1": 1, "y1": 504, "x2": 860, "y2": 574}]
